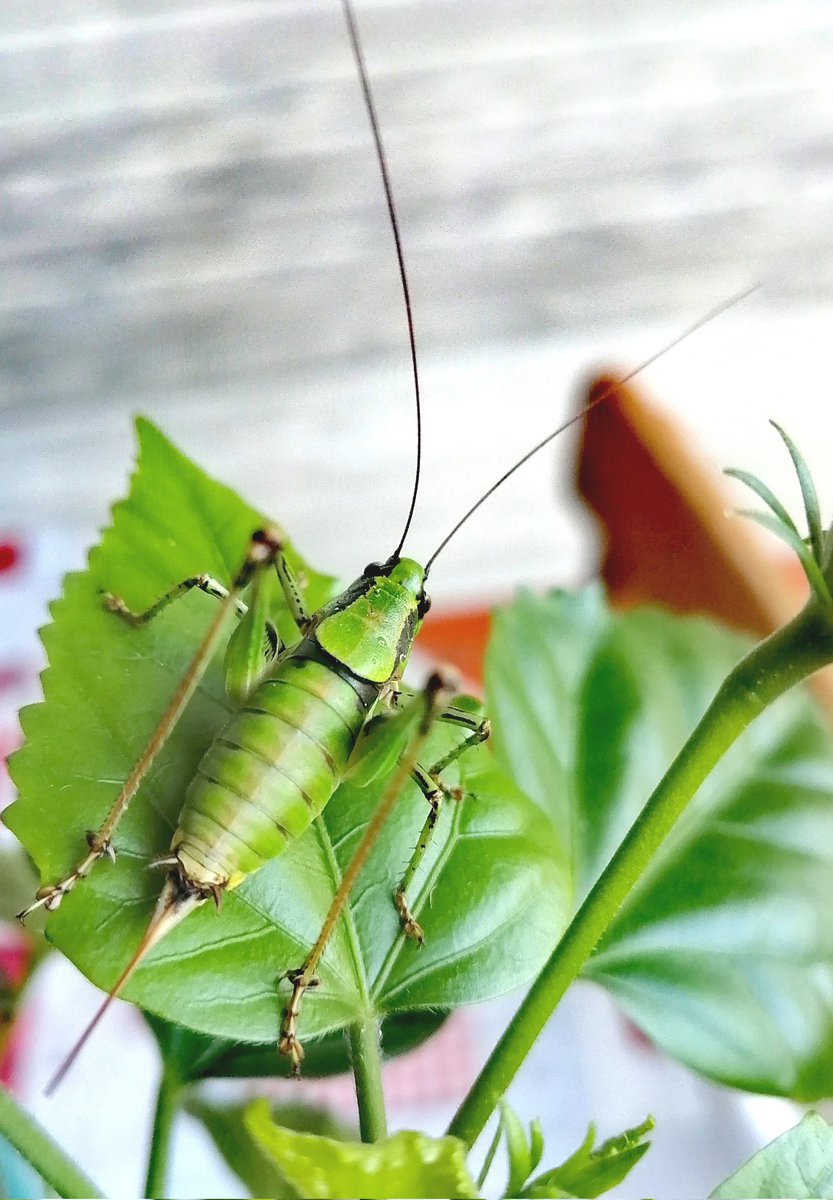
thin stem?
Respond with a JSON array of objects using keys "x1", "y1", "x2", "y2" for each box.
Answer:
[
  {"x1": 475, "y1": 1110, "x2": 504, "y2": 1190},
  {"x1": 144, "y1": 1066, "x2": 180, "y2": 1198},
  {"x1": 0, "y1": 1083, "x2": 102, "y2": 1198},
  {"x1": 348, "y1": 1016, "x2": 388, "y2": 1142},
  {"x1": 448, "y1": 602, "x2": 833, "y2": 1150}
]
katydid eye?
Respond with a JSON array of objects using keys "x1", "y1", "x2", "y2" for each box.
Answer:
[
  {"x1": 418, "y1": 594, "x2": 431, "y2": 618},
  {"x1": 363, "y1": 561, "x2": 383, "y2": 577}
]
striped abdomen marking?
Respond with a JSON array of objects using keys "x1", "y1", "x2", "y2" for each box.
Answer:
[{"x1": 172, "y1": 652, "x2": 377, "y2": 889}]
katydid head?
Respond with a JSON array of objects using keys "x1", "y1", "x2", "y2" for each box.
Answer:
[
  {"x1": 387, "y1": 557, "x2": 431, "y2": 617},
  {"x1": 363, "y1": 556, "x2": 430, "y2": 617}
]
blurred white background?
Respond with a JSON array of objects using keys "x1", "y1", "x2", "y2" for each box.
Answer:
[
  {"x1": 2, "y1": 1, "x2": 833, "y2": 1196},
  {"x1": 2, "y1": 0, "x2": 833, "y2": 602}
]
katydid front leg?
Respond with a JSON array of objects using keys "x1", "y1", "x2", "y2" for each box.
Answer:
[
  {"x1": 17, "y1": 527, "x2": 300, "y2": 921},
  {"x1": 103, "y1": 573, "x2": 248, "y2": 624}
]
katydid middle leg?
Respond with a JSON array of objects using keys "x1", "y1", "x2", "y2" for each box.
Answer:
[{"x1": 395, "y1": 703, "x2": 491, "y2": 943}]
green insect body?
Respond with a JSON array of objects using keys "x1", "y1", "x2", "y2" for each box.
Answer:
[
  {"x1": 26, "y1": 538, "x2": 468, "y2": 1089},
  {"x1": 178, "y1": 654, "x2": 371, "y2": 890},
  {"x1": 174, "y1": 557, "x2": 426, "y2": 895}
]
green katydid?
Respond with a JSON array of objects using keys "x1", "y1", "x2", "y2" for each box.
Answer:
[{"x1": 12, "y1": 0, "x2": 754, "y2": 1092}]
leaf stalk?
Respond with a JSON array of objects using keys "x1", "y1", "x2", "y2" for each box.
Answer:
[
  {"x1": 348, "y1": 1016, "x2": 388, "y2": 1142},
  {"x1": 144, "y1": 1064, "x2": 181, "y2": 1198},
  {"x1": 0, "y1": 1082, "x2": 103, "y2": 1198}
]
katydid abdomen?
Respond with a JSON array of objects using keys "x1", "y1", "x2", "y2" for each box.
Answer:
[{"x1": 176, "y1": 646, "x2": 378, "y2": 890}]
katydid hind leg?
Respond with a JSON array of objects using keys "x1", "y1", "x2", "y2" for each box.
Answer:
[
  {"x1": 17, "y1": 529, "x2": 285, "y2": 922},
  {"x1": 108, "y1": 547, "x2": 286, "y2": 703}
]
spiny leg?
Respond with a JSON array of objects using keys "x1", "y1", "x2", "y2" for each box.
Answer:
[
  {"x1": 279, "y1": 670, "x2": 458, "y2": 1076},
  {"x1": 274, "y1": 549, "x2": 312, "y2": 634},
  {"x1": 103, "y1": 574, "x2": 248, "y2": 624},
  {"x1": 17, "y1": 528, "x2": 287, "y2": 921},
  {"x1": 394, "y1": 704, "x2": 491, "y2": 943},
  {"x1": 104, "y1": 529, "x2": 310, "y2": 637}
]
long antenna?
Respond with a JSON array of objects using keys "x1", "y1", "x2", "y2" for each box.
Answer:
[
  {"x1": 424, "y1": 285, "x2": 760, "y2": 573},
  {"x1": 341, "y1": 0, "x2": 422, "y2": 559}
]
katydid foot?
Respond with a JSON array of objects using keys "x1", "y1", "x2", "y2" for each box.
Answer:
[
  {"x1": 279, "y1": 968, "x2": 321, "y2": 1078},
  {"x1": 17, "y1": 831, "x2": 116, "y2": 921}
]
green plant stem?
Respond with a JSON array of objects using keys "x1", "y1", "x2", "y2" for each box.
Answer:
[
  {"x1": 144, "y1": 1066, "x2": 181, "y2": 1198},
  {"x1": 448, "y1": 602, "x2": 833, "y2": 1149},
  {"x1": 475, "y1": 1111, "x2": 504, "y2": 1190},
  {"x1": 0, "y1": 1082, "x2": 102, "y2": 1198},
  {"x1": 348, "y1": 1016, "x2": 387, "y2": 1142}
]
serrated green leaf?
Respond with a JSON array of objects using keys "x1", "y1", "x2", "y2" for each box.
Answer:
[
  {"x1": 522, "y1": 1118, "x2": 653, "y2": 1198},
  {"x1": 4, "y1": 420, "x2": 568, "y2": 1056},
  {"x1": 487, "y1": 589, "x2": 833, "y2": 1099},
  {"x1": 710, "y1": 1111, "x2": 833, "y2": 1198},
  {"x1": 770, "y1": 421, "x2": 824, "y2": 568},
  {"x1": 190, "y1": 1097, "x2": 352, "y2": 1200},
  {"x1": 245, "y1": 1100, "x2": 479, "y2": 1199}
]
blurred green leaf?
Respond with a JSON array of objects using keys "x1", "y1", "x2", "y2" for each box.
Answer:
[
  {"x1": 528, "y1": 1117, "x2": 544, "y2": 1174},
  {"x1": 738, "y1": 509, "x2": 829, "y2": 603},
  {"x1": 711, "y1": 1111, "x2": 833, "y2": 1198},
  {"x1": 245, "y1": 1100, "x2": 479, "y2": 1199},
  {"x1": 487, "y1": 589, "x2": 833, "y2": 1099},
  {"x1": 191, "y1": 1097, "x2": 352, "y2": 1200},
  {"x1": 0, "y1": 1133, "x2": 46, "y2": 1200},
  {"x1": 724, "y1": 467, "x2": 800, "y2": 539}
]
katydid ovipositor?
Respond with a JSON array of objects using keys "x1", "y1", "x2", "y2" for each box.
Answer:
[{"x1": 14, "y1": 0, "x2": 752, "y2": 1091}]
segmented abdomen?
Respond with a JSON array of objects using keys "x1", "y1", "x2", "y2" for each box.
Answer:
[{"x1": 172, "y1": 649, "x2": 375, "y2": 889}]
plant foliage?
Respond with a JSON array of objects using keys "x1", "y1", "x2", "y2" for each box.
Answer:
[
  {"x1": 5, "y1": 420, "x2": 567, "y2": 1051},
  {"x1": 487, "y1": 589, "x2": 833, "y2": 1098},
  {"x1": 711, "y1": 1111, "x2": 833, "y2": 1198}
]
